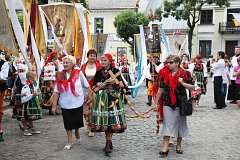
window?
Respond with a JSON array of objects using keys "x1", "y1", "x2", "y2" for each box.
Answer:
[
  {"x1": 94, "y1": 18, "x2": 103, "y2": 34},
  {"x1": 200, "y1": 10, "x2": 213, "y2": 24},
  {"x1": 227, "y1": 9, "x2": 240, "y2": 22},
  {"x1": 199, "y1": 40, "x2": 212, "y2": 58}
]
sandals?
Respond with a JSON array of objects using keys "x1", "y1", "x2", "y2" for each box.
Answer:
[
  {"x1": 64, "y1": 144, "x2": 72, "y2": 150},
  {"x1": 176, "y1": 146, "x2": 183, "y2": 154}
]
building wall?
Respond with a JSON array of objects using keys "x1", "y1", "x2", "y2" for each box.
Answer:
[
  {"x1": 193, "y1": 0, "x2": 240, "y2": 58},
  {"x1": 89, "y1": 10, "x2": 133, "y2": 63}
]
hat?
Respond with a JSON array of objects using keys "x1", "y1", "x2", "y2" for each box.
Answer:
[
  {"x1": 101, "y1": 53, "x2": 115, "y2": 68},
  {"x1": 196, "y1": 54, "x2": 202, "y2": 59}
]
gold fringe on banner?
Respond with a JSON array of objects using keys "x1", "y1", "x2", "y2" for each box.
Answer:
[{"x1": 73, "y1": 7, "x2": 84, "y2": 58}]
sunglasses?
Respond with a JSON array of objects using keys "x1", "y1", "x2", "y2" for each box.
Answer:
[{"x1": 167, "y1": 61, "x2": 175, "y2": 64}]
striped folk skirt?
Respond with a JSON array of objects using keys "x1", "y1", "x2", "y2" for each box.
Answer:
[{"x1": 91, "y1": 90, "x2": 127, "y2": 133}]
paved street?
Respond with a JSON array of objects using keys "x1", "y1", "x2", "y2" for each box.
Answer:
[{"x1": 0, "y1": 78, "x2": 240, "y2": 160}]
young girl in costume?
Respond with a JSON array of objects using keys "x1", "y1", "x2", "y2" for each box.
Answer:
[{"x1": 20, "y1": 71, "x2": 42, "y2": 136}]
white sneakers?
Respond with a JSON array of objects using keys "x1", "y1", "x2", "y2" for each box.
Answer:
[
  {"x1": 23, "y1": 130, "x2": 32, "y2": 136},
  {"x1": 23, "y1": 129, "x2": 41, "y2": 136}
]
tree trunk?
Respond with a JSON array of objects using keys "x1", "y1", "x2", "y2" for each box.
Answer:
[{"x1": 188, "y1": 27, "x2": 194, "y2": 58}]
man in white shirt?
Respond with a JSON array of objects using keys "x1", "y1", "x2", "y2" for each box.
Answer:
[
  {"x1": 227, "y1": 46, "x2": 240, "y2": 104},
  {"x1": 212, "y1": 51, "x2": 227, "y2": 109}
]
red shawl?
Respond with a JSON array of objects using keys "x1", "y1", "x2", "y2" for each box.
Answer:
[
  {"x1": 55, "y1": 67, "x2": 80, "y2": 96},
  {"x1": 81, "y1": 60, "x2": 102, "y2": 88},
  {"x1": 194, "y1": 60, "x2": 204, "y2": 70},
  {"x1": 152, "y1": 65, "x2": 190, "y2": 121}
]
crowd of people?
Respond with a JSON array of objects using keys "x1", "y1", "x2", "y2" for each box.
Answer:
[{"x1": 0, "y1": 46, "x2": 239, "y2": 157}]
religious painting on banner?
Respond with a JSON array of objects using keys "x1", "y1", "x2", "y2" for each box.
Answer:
[
  {"x1": 0, "y1": 0, "x2": 18, "y2": 56},
  {"x1": 117, "y1": 47, "x2": 127, "y2": 62},
  {"x1": 91, "y1": 34, "x2": 108, "y2": 57},
  {"x1": 143, "y1": 24, "x2": 161, "y2": 56},
  {"x1": 41, "y1": 4, "x2": 74, "y2": 54}
]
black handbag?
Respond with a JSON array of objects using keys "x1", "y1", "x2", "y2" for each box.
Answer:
[
  {"x1": 178, "y1": 69, "x2": 193, "y2": 116},
  {"x1": 180, "y1": 97, "x2": 193, "y2": 116}
]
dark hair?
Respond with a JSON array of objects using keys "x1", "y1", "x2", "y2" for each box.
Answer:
[
  {"x1": 87, "y1": 49, "x2": 97, "y2": 57},
  {"x1": 217, "y1": 51, "x2": 225, "y2": 59}
]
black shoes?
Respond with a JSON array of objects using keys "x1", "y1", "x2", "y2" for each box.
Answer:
[
  {"x1": 213, "y1": 104, "x2": 227, "y2": 109},
  {"x1": 103, "y1": 140, "x2": 113, "y2": 155},
  {"x1": 230, "y1": 101, "x2": 237, "y2": 104},
  {"x1": 159, "y1": 149, "x2": 169, "y2": 157},
  {"x1": 176, "y1": 146, "x2": 183, "y2": 154},
  {"x1": 146, "y1": 96, "x2": 152, "y2": 106},
  {"x1": 213, "y1": 107, "x2": 222, "y2": 109}
]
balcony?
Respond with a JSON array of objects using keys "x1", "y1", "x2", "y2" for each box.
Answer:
[{"x1": 219, "y1": 22, "x2": 240, "y2": 34}]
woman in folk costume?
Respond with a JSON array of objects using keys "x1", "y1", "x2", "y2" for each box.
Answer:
[
  {"x1": 81, "y1": 49, "x2": 102, "y2": 137},
  {"x1": 189, "y1": 54, "x2": 206, "y2": 106},
  {"x1": 41, "y1": 51, "x2": 63, "y2": 115},
  {"x1": 19, "y1": 71, "x2": 42, "y2": 136},
  {"x1": 119, "y1": 56, "x2": 135, "y2": 96},
  {"x1": 92, "y1": 53, "x2": 127, "y2": 155},
  {"x1": 52, "y1": 55, "x2": 92, "y2": 150},
  {"x1": 153, "y1": 55, "x2": 194, "y2": 157},
  {"x1": 13, "y1": 55, "x2": 29, "y2": 128},
  {"x1": 0, "y1": 52, "x2": 10, "y2": 142}
]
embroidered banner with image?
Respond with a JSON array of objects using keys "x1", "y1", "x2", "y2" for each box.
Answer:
[
  {"x1": 0, "y1": 0, "x2": 18, "y2": 56},
  {"x1": 41, "y1": 4, "x2": 75, "y2": 54}
]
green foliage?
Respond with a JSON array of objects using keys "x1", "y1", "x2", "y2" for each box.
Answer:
[
  {"x1": 114, "y1": 10, "x2": 149, "y2": 47},
  {"x1": 157, "y1": 0, "x2": 230, "y2": 56},
  {"x1": 154, "y1": 7, "x2": 163, "y2": 21},
  {"x1": 17, "y1": 12, "x2": 24, "y2": 30}
]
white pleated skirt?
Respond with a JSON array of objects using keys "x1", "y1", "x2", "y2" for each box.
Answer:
[{"x1": 161, "y1": 106, "x2": 189, "y2": 138}]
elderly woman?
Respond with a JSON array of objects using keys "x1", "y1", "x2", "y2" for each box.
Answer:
[
  {"x1": 81, "y1": 49, "x2": 102, "y2": 137},
  {"x1": 153, "y1": 55, "x2": 194, "y2": 157},
  {"x1": 92, "y1": 53, "x2": 127, "y2": 155},
  {"x1": 52, "y1": 55, "x2": 92, "y2": 150}
]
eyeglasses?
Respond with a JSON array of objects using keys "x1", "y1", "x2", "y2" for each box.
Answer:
[{"x1": 167, "y1": 61, "x2": 175, "y2": 64}]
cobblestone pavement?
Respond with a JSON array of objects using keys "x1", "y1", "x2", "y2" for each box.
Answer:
[{"x1": 0, "y1": 79, "x2": 240, "y2": 160}]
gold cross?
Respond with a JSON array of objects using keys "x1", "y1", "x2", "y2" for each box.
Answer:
[{"x1": 92, "y1": 71, "x2": 121, "y2": 92}]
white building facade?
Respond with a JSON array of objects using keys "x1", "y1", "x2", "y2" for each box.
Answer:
[
  {"x1": 88, "y1": 0, "x2": 138, "y2": 62},
  {"x1": 193, "y1": 0, "x2": 240, "y2": 58}
]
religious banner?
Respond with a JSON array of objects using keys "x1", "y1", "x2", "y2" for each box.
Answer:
[
  {"x1": 0, "y1": 0, "x2": 18, "y2": 56},
  {"x1": 41, "y1": 4, "x2": 75, "y2": 54},
  {"x1": 23, "y1": 0, "x2": 32, "y2": 43},
  {"x1": 91, "y1": 34, "x2": 108, "y2": 57},
  {"x1": 23, "y1": 0, "x2": 47, "y2": 59},
  {"x1": 143, "y1": 24, "x2": 161, "y2": 56}
]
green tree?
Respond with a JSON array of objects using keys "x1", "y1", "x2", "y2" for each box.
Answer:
[
  {"x1": 156, "y1": 0, "x2": 230, "y2": 57},
  {"x1": 114, "y1": 10, "x2": 149, "y2": 52},
  {"x1": 17, "y1": 13, "x2": 24, "y2": 30}
]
